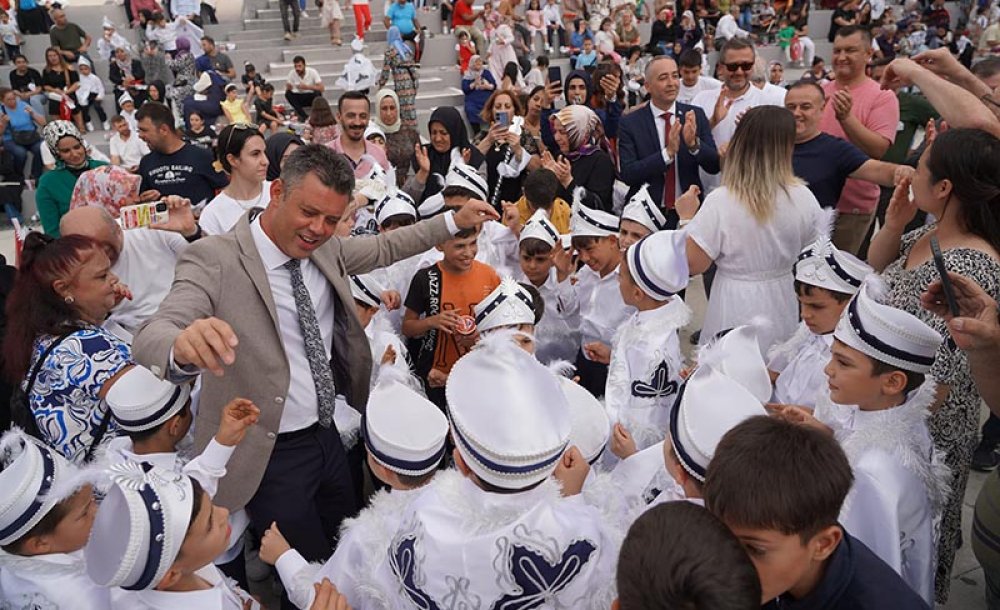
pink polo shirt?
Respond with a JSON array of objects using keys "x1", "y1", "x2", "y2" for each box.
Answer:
[
  {"x1": 819, "y1": 78, "x2": 900, "y2": 215},
  {"x1": 326, "y1": 136, "x2": 390, "y2": 179}
]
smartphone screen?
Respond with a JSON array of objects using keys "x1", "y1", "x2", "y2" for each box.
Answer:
[
  {"x1": 547, "y1": 66, "x2": 562, "y2": 85},
  {"x1": 497, "y1": 111, "x2": 509, "y2": 127}
]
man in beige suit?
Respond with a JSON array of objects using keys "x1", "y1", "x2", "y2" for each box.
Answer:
[{"x1": 132, "y1": 144, "x2": 498, "y2": 605}]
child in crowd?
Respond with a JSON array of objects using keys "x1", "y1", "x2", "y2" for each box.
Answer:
[
  {"x1": 336, "y1": 38, "x2": 378, "y2": 94},
  {"x1": 0, "y1": 10, "x2": 22, "y2": 62},
  {"x1": 526, "y1": 0, "x2": 546, "y2": 52},
  {"x1": 705, "y1": 415, "x2": 929, "y2": 609},
  {"x1": 571, "y1": 188, "x2": 634, "y2": 397},
  {"x1": 103, "y1": 366, "x2": 261, "y2": 590},
  {"x1": 351, "y1": 272, "x2": 409, "y2": 385},
  {"x1": 575, "y1": 37, "x2": 599, "y2": 70},
  {"x1": 569, "y1": 17, "x2": 594, "y2": 56},
  {"x1": 594, "y1": 17, "x2": 621, "y2": 63},
  {"x1": 119, "y1": 93, "x2": 138, "y2": 131},
  {"x1": 515, "y1": 168, "x2": 571, "y2": 233},
  {"x1": 543, "y1": 0, "x2": 565, "y2": 53},
  {"x1": 241, "y1": 62, "x2": 266, "y2": 92},
  {"x1": 184, "y1": 110, "x2": 216, "y2": 150},
  {"x1": 260, "y1": 367, "x2": 449, "y2": 609},
  {"x1": 370, "y1": 190, "x2": 421, "y2": 331},
  {"x1": 75, "y1": 57, "x2": 109, "y2": 132},
  {"x1": 778, "y1": 279, "x2": 946, "y2": 604},
  {"x1": 474, "y1": 276, "x2": 544, "y2": 354},
  {"x1": 221, "y1": 83, "x2": 254, "y2": 125},
  {"x1": 767, "y1": 230, "x2": 872, "y2": 409},
  {"x1": 617, "y1": 184, "x2": 668, "y2": 251},
  {"x1": 525, "y1": 54, "x2": 548, "y2": 90},
  {"x1": 85, "y1": 461, "x2": 262, "y2": 608},
  {"x1": 253, "y1": 83, "x2": 283, "y2": 134},
  {"x1": 777, "y1": 18, "x2": 796, "y2": 62},
  {"x1": 480, "y1": 0, "x2": 501, "y2": 42},
  {"x1": 515, "y1": 210, "x2": 580, "y2": 363},
  {"x1": 605, "y1": 230, "x2": 691, "y2": 454},
  {"x1": 456, "y1": 29, "x2": 476, "y2": 73},
  {"x1": 615, "y1": 502, "x2": 762, "y2": 610},
  {"x1": 403, "y1": 176, "x2": 502, "y2": 406},
  {"x1": 0, "y1": 430, "x2": 108, "y2": 608}
]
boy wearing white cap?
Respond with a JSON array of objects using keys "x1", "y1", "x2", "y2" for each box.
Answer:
[
  {"x1": 299, "y1": 334, "x2": 620, "y2": 607},
  {"x1": 119, "y1": 93, "x2": 137, "y2": 131},
  {"x1": 516, "y1": 209, "x2": 582, "y2": 364},
  {"x1": 618, "y1": 183, "x2": 699, "y2": 252},
  {"x1": 0, "y1": 430, "x2": 111, "y2": 609},
  {"x1": 570, "y1": 187, "x2": 635, "y2": 397},
  {"x1": 85, "y1": 462, "x2": 264, "y2": 609},
  {"x1": 767, "y1": 225, "x2": 873, "y2": 409},
  {"x1": 605, "y1": 230, "x2": 692, "y2": 456},
  {"x1": 779, "y1": 279, "x2": 946, "y2": 604},
  {"x1": 103, "y1": 365, "x2": 261, "y2": 589},
  {"x1": 350, "y1": 272, "x2": 408, "y2": 387},
  {"x1": 369, "y1": 190, "x2": 421, "y2": 332},
  {"x1": 473, "y1": 276, "x2": 543, "y2": 353},
  {"x1": 258, "y1": 369, "x2": 450, "y2": 609},
  {"x1": 75, "y1": 56, "x2": 109, "y2": 131}
]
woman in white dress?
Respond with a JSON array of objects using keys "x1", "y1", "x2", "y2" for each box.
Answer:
[
  {"x1": 678, "y1": 106, "x2": 822, "y2": 354},
  {"x1": 199, "y1": 123, "x2": 271, "y2": 235}
]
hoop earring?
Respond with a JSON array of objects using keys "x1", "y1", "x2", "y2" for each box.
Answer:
[{"x1": 64, "y1": 295, "x2": 75, "y2": 304}]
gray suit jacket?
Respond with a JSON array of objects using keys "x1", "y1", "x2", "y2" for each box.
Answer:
[{"x1": 132, "y1": 211, "x2": 454, "y2": 510}]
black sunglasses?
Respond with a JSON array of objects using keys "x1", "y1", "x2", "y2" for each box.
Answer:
[{"x1": 723, "y1": 62, "x2": 755, "y2": 72}]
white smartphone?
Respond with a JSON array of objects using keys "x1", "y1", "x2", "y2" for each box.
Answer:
[{"x1": 120, "y1": 200, "x2": 169, "y2": 230}]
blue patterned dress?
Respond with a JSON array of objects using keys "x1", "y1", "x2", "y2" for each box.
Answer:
[{"x1": 25, "y1": 326, "x2": 133, "y2": 463}]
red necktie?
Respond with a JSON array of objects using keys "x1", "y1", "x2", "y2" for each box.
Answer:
[{"x1": 663, "y1": 112, "x2": 676, "y2": 210}]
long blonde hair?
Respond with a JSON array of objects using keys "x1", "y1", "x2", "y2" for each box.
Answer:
[{"x1": 721, "y1": 106, "x2": 801, "y2": 222}]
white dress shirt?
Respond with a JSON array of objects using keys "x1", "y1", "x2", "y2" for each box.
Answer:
[
  {"x1": 650, "y1": 101, "x2": 687, "y2": 202},
  {"x1": 691, "y1": 84, "x2": 772, "y2": 192},
  {"x1": 250, "y1": 217, "x2": 334, "y2": 433},
  {"x1": 677, "y1": 75, "x2": 721, "y2": 104},
  {"x1": 575, "y1": 265, "x2": 636, "y2": 356},
  {"x1": 109, "y1": 131, "x2": 151, "y2": 169}
]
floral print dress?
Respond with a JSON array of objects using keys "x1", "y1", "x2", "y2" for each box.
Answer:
[
  {"x1": 882, "y1": 224, "x2": 1000, "y2": 603},
  {"x1": 377, "y1": 47, "x2": 419, "y2": 130}
]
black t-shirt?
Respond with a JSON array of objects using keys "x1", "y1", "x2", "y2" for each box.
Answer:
[
  {"x1": 184, "y1": 125, "x2": 216, "y2": 151},
  {"x1": 10, "y1": 68, "x2": 43, "y2": 93},
  {"x1": 42, "y1": 68, "x2": 78, "y2": 92},
  {"x1": 829, "y1": 8, "x2": 856, "y2": 41},
  {"x1": 253, "y1": 97, "x2": 276, "y2": 120},
  {"x1": 793, "y1": 133, "x2": 869, "y2": 209},
  {"x1": 138, "y1": 143, "x2": 229, "y2": 206}
]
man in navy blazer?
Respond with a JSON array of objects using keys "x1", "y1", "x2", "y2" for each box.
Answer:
[{"x1": 619, "y1": 55, "x2": 720, "y2": 229}]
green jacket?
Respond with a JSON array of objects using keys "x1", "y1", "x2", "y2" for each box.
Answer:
[{"x1": 36, "y1": 159, "x2": 107, "y2": 237}]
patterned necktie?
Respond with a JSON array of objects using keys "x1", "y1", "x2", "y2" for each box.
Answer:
[
  {"x1": 283, "y1": 258, "x2": 335, "y2": 427},
  {"x1": 662, "y1": 112, "x2": 676, "y2": 210}
]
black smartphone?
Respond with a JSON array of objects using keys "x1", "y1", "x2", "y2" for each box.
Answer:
[
  {"x1": 930, "y1": 236, "x2": 960, "y2": 317},
  {"x1": 547, "y1": 65, "x2": 562, "y2": 85}
]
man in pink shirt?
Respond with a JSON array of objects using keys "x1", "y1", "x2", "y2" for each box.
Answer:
[
  {"x1": 819, "y1": 25, "x2": 899, "y2": 255},
  {"x1": 327, "y1": 91, "x2": 390, "y2": 179}
]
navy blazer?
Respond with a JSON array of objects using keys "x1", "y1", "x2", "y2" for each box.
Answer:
[{"x1": 618, "y1": 101, "x2": 720, "y2": 228}]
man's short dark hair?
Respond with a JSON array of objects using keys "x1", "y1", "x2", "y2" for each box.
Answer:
[
  {"x1": 617, "y1": 502, "x2": 762, "y2": 610},
  {"x1": 453, "y1": 226, "x2": 480, "y2": 239},
  {"x1": 678, "y1": 48, "x2": 703, "y2": 68},
  {"x1": 338, "y1": 90, "x2": 370, "y2": 112},
  {"x1": 293, "y1": 55, "x2": 306, "y2": 64},
  {"x1": 523, "y1": 169, "x2": 558, "y2": 210},
  {"x1": 720, "y1": 37, "x2": 755, "y2": 63},
  {"x1": 261, "y1": 83, "x2": 275, "y2": 93},
  {"x1": 281, "y1": 144, "x2": 355, "y2": 196},
  {"x1": 834, "y1": 25, "x2": 872, "y2": 45},
  {"x1": 201, "y1": 35, "x2": 215, "y2": 46},
  {"x1": 972, "y1": 56, "x2": 1000, "y2": 80},
  {"x1": 134, "y1": 102, "x2": 175, "y2": 131},
  {"x1": 704, "y1": 416, "x2": 853, "y2": 542},
  {"x1": 519, "y1": 237, "x2": 553, "y2": 256},
  {"x1": 787, "y1": 80, "x2": 826, "y2": 100}
]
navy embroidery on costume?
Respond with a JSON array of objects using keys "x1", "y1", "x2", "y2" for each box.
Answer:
[
  {"x1": 389, "y1": 535, "x2": 441, "y2": 610},
  {"x1": 490, "y1": 540, "x2": 597, "y2": 610},
  {"x1": 630, "y1": 360, "x2": 678, "y2": 399}
]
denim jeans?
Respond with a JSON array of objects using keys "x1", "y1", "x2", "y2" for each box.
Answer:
[{"x1": 5, "y1": 138, "x2": 42, "y2": 179}]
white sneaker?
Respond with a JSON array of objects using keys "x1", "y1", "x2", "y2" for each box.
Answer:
[
  {"x1": 284, "y1": 31, "x2": 292, "y2": 40},
  {"x1": 300, "y1": 9, "x2": 310, "y2": 18},
  {"x1": 85, "y1": 121, "x2": 94, "y2": 132},
  {"x1": 102, "y1": 120, "x2": 110, "y2": 130}
]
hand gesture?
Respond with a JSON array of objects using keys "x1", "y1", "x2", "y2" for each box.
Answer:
[
  {"x1": 461, "y1": 147, "x2": 472, "y2": 164},
  {"x1": 380, "y1": 290, "x2": 402, "y2": 311},
  {"x1": 681, "y1": 110, "x2": 698, "y2": 149},
  {"x1": 666, "y1": 114, "x2": 682, "y2": 157},
  {"x1": 215, "y1": 398, "x2": 260, "y2": 446},
  {"x1": 552, "y1": 446, "x2": 590, "y2": 496},
  {"x1": 924, "y1": 117, "x2": 938, "y2": 145},
  {"x1": 427, "y1": 367, "x2": 449, "y2": 388},
  {"x1": 610, "y1": 423, "x2": 637, "y2": 459},
  {"x1": 380, "y1": 344, "x2": 398, "y2": 365},
  {"x1": 599, "y1": 72, "x2": 620, "y2": 100},
  {"x1": 150, "y1": 195, "x2": 199, "y2": 237},
  {"x1": 912, "y1": 47, "x2": 964, "y2": 80},
  {"x1": 711, "y1": 91, "x2": 732, "y2": 127},
  {"x1": 452, "y1": 198, "x2": 501, "y2": 229},
  {"x1": 885, "y1": 177, "x2": 918, "y2": 232},
  {"x1": 583, "y1": 341, "x2": 611, "y2": 364},
  {"x1": 414, "y1": 143, "x2": 430, "y2": 174},
  {"x1": 921, "y1": 272, "x2": 1000, "y2": 352},
  {"x1": 544, "y1": 80, "x2": 562, "y2": 106},
  {"x1": 259, "y1": 521, "x2": 291, "y2": 565},
  {"x1": 310, "y1": 579, "x2": 353, "y2": 610},
  {"x1": 674, "y1": 185, "x2": 701, "y2": 222},
  {"x1": 551, "y1": 242, "x2": 574, "y2": 282},
  {"x1": 553, "y1": 155, "x2": 572, "y2": 187},
  {"x1": 880, "y1": 58, "x2": 921, "y2": 91},
  {"x1": 112, "y1": 281, "x2": 133, "y2": 305},
  {"x1": 831, "y1": 89, "x2": 852, "y2": 122},
  {"x1": 766, "y1": 403, "x2": 833, "y2": 435},
  {"x1": 173, "y1": 317, "x2": 239, "y2": 376},
  {"x1": 501, "y1": 201, "x2": 522, "y2": 233},
  {"x1": 893, "y1": 164, "x2": 915, "y2": 186}
]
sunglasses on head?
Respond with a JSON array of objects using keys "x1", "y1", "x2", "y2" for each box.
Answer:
[
  {"x1": 724, "y1": 62, "x2": 755, "y2": 72},
  {"x1": 223, "y1": 122, "x2": 259, "y2": 154}
]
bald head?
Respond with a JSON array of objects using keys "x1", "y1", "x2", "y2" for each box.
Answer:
[{"x1": 60, "y1": 207, "x2": 123, "y2": 259}]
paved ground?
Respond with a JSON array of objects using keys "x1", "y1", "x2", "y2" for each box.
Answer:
[{"x1": 0, "y1": 228, "x2": 988, "y2": 608}]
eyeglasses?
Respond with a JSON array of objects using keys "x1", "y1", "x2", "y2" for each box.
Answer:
[
  {"x1": 222, "y1": 122, "x2": 259, "y2": 155},
  {"x1": 723, "y1": 62, "x2": 755, "y2": 72}
]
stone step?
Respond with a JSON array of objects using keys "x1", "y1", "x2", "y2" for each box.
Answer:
[
  {"x1": 268, "y1": 83, "x2": 464, "y2": 110},
  {"x1": 228, "y1": 29, "x2": 388, "y2": 50}
]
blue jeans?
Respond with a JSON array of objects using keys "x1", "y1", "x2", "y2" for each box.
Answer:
[{"x1": 5, "y1": 138, "x2": 42, "y2": 179}]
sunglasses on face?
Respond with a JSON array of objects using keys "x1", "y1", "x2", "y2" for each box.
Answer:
[{"x1": 724, "y1": 62, "x2": 755, "y2": 72}]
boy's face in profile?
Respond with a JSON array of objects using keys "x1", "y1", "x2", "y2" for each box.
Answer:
[
  {"x1": 40, "y1": 486, "x2": 98, "y2": 554},
  {"x1": 617, "y1": 262, "x2": 644, "y2": 306},
  {"x1": 576, "y1": 236, "x2": 620, "y2": 276},
  {"x1": 824, "y1": 339, "x2": 903, "y2": 408},
  {"x1": 437, "y1": 231, "x2": 480, "y2": 272},
  {"x1": 354, "y1": 301, "x2": 379, "y2": 328},
  {"x1": 796, "y1": 286, "x2": 848, "y2": 336},
  {"x1": 167, "y1": 491, "x2": 231, "y2": 583},
  {"x1": 519, "y1": 247, "x2": 554, "y2": 285},
  {"x1": 725, "y1": 523, "x2": 830, "y2": 603},
  {"x1": 618, "y1": 219, "x2": 651, "y2": 252}
]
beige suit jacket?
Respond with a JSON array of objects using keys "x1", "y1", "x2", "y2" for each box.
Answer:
[{"x1": 132, "y1": 211, "x2": 453, "y2": 510}]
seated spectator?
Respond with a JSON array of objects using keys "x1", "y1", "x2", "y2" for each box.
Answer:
[
  {"x1": 196, "y1": 35, "x2": 235, "y2": 80},
  {"x1": 36, "y1": 121, "x2": 108, "y2": 236},
  {"x1": 307, "y1": 96, "x2": 339, "y2": 146},
  {"x1": 285, "y1": 56, "x2": 324, "y2": 122},
  {"x1": 0, "y1": 86, "x2": 45, "y2": 180},
  {"x1": 9, "y1": 54, "x2": 47, "y2": 117},
  {"x1": 462, "y1": 55, "x2": 496, "y2": 136},
  {"x1": 108, "y1": 115, "x2": 150, "y2": 171},
  {"x1": 183, "y1": 109, "x2": 216, "y2": 149},
  {"x1": 109, "y1": 47, "x2": 146, "y2": 113},
  {"x1": 48, "y1": 9, "x2": 91, "y2": 64},
  {"x1": 41, "y1": 48, "x2": 84, "y2": 131}
]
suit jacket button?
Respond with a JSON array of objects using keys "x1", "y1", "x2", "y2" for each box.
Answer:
[
  {"x1": 267, "y1": 432, "x2": 276, "y2": 439},
  {"x1": 275, "y1": 397, "x2": 284, "y2": 404}
]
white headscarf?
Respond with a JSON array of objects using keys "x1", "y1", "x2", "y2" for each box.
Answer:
[{"x1": 374, "y1": 88, "x2": 402, "y2": 134}]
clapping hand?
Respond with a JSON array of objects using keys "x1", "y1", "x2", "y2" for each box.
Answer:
[
  {"x1": 711, "y1": 91, "x2": 732, "y2": 127},
  {"x1": 830, "y1": 89, "x2": 852, "y2": 122},
  {"x1": 552, "y1": 446, "x2": 590, "y2": 496},
  {"x1": 681, "y1": 110, "x2": 698, "y2": 149},
  {"x1": 215, "y1": 398, "x2": 260, "y2": 447},
  {"x1": 414, "y1": 143, "x2": 430, "y2": 175}
]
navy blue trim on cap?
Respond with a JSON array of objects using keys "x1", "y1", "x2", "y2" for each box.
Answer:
[
  {"x1": 474, "y1": 288, "x2": 534, "y2": 326},
  {"x1": 577, "y1": 205, "x2": 619, "y2": 233},
  {"x1": 450, "y1": 165, "x2": 488, "y2": 200},
  {"x1": 376, "y1": 193, "x2": 417, "y2": 221},
  {"x1": 362, "y1": 415, "x2": 446, "y2": 474},
  {"x1": 667, "y1": 381, "x2": 707, "y2": 482},
  {"x1": 825, "y1": 253, "x2": 863, "y2": 288},
  {"x1": 350, "y1": 275, "x2": 382, "y2": 306},
  {"x1": 526, "y1": 217, "x2": 559, "y2": 242},
  {"x1": 452, "y1": 419, "x2": 566, "y2": 476},
  {"x1": 116, "y1": 386, "x2": 185, "y2": 429},
  {"x1": 0, "y1": 444, "x2": 55, "y2": 542},
  {"x1": 123, "y1": 462, "x2": 167, "y2": 591},
  {"x1": 630, "y1": 238, "x2": 675, "y2": 299},
  {"x1": 637, "y1": 197, "x2": 667, "y2": 231},
  {"x1": 846, "y1": 298, "x2": 935, "y2": 369}
]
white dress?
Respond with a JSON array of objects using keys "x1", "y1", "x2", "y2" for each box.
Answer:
[
  {"x1": 199, "y1": 182, "x2": 272, "y2": 236},
  {"x1": 767, "y1": 321, "x2": 834, "y2": 410},
  {"x1": 686, "y1": 183, "x2": 822, "y2": 353}
]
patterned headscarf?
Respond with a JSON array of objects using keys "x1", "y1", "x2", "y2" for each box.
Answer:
[
  {"x1": 69, "y1": 165, "x2": 141, "y2": 217},
  {"x1": 551, "y1": 105, "x2": 604, "y2": 159},
  {"x1": 42, "y1": 120, "x2": 88, "y2": 165}
]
